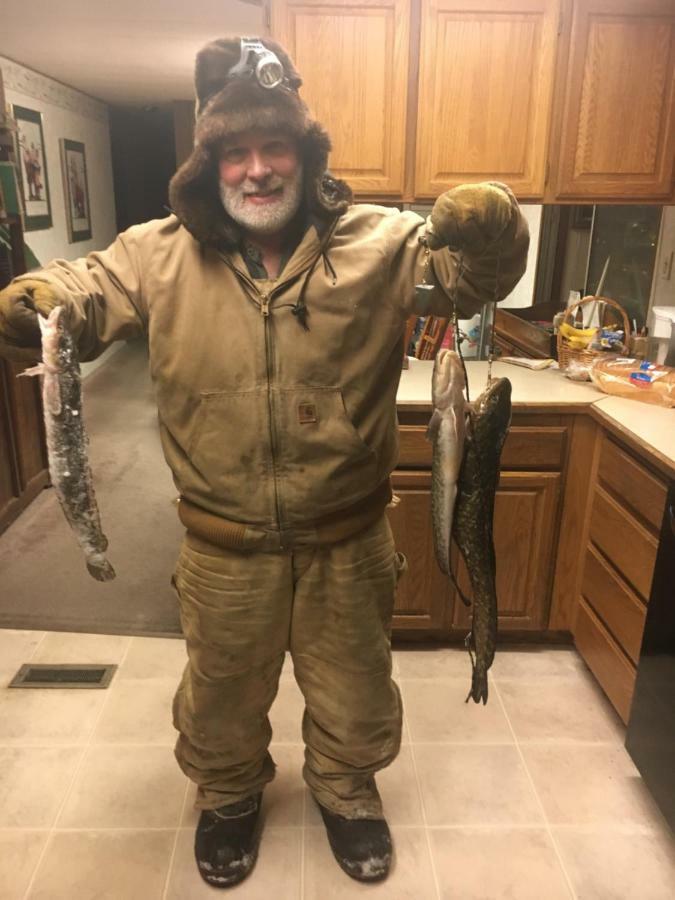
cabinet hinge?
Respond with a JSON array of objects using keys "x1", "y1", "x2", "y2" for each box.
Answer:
[
  {"x1": 557, "y1": 6, "x2": 563, "y2": 35},
  {"x1": 264, "y1": 3, "x2": 271, "y2": 31},
  {"x1": 545, "y1": 160, "x2": 551, "y2": 186}
]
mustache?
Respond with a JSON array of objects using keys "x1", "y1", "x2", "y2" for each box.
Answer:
[{"x1": 240, "y1": 177, "x2": 285, "y2": 195}]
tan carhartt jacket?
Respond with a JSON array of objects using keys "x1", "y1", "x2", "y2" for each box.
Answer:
[{"x1": 14, "y1": 197, "x2": 528, "y2": 545}]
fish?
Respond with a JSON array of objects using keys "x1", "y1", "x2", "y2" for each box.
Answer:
[
  {"x1": 427, "y1": 349, "x2": 467, "y2": 574},
  {"x1": 453, "y1": 376, "x2": 512, "y2": 704},
  {"x1": 20, "y1": 305, "x2": 116, "y2": 581}
]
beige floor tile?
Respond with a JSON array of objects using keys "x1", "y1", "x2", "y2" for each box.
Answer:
[
  {"x1": 429, "y1": 827, "x2": 571, "y2": 899},
  {"x1": 269, "y1": 678, "x2": 305, "y2": 744},
  {"x1": 31, "y1": 631, "x2": 131, "y2": 665},
  {"x1": 91, "y1": 677, "x2": 177, "y2": 745},
  {"x1": 414, "y1": 744, "x2": 544, "y2": 827},
  {"x1": 522, "y1": 744, "x2": 665, "y2": 826},
  {"x1": 304, "y1": 826, "x2": 437, "y2": 898},
  {"x1": 166, "y1": 826, "x2": 302, "y2": 899},
  {"x1": 0, "y1": 746, "x2": 84, "y2": 827},
  {"x1": 117, "y1": 636, "x2": 187, "y2": 679},
  {"x1": 27, "y1": 829, "x2": 175, "y2": 900},
  {"x1": 0, "y1": 687, "x2": 105, "y2": 744},
  {"x1": 394, "y1": 647, "x2": 470, "y2": 680},
  {"x1": 280, "y1": 652, "x2": 295, "y2": 679},
  {"x1": 0, "y1": 630, "x2": 45, "y2": 686},
  {"x1": 182, "y1": 744, "x2": 305, "y2": 828},
  {"x1": 554, "y1": 826, "x2": 675, "y2": 900},
  {"x1": 305, "y1": 744, "x2": 424, "y2": 827},
  {"x1": 0, "y1": 830, "x2": 49, "y2": 900},
  {"x1": 498, "y1": 675, "x2": 624, "y2": 743},
  {"x1": 401, "y1": 679, "x2": 513, "y2": 743},
  {"x1": 491, "y1": 646, "x2": 585, "y2": 681},
  {"x1": 57, "y1": 744, "x2": 186, "y2": 828}
]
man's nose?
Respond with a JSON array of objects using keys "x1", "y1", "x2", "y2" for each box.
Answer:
[{"x1": 246, "y1": 153, "x2": 272, "y2": 180}]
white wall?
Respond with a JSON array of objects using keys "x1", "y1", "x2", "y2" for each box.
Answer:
[
  {"x1": 1, "y1": 56, "x2": 117, "y2": 266},
  {"x1": 499, "y1": 203, "x2": 542, "y2": 308},
  {"x1": 651, "y1": 205, "x2": 675, "y2": 311}
]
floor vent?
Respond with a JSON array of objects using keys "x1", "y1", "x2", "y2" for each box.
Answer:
[{"x1": 9, "y1": 664, "x2": 117, "y2": 689}]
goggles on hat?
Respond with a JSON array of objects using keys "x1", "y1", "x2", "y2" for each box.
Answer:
[{"x1": 228, "y1": 38, "x2": 285, "y2": 90}]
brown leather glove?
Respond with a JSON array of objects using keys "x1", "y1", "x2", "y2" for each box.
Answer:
[
  {"x1": 426, "y1": 182, "x2": 514, "y2": 256},
  {"x1": 0, "y1": 279, "x2": 65, "y2": 362}
]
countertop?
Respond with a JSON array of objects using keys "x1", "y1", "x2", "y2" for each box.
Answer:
[{"x1": 397, "y1": 357, "x2": 675, "y2": 479}]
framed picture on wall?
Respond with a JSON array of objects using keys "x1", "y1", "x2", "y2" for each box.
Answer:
[
  {"x1": 60, "y1": 138, "x2": 92, "y2": 243},
  {"x1": 12, "y1": 105, "x2": 53, "y2": 231}
]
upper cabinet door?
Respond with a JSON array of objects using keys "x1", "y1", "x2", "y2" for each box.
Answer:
[
  {"x1": 270, "y1": 0, "x2": 411, "y2": 195},
  {"x1": 414, "y1": 0, "x2": 561, "y2": 199},
  {"x1": 554, "y1": 0, "x2": 675, "y2": 199}
]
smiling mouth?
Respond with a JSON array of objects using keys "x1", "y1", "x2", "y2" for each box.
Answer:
[{"x1": 245, "y1": 187, "x2": 283, "y2": 201}]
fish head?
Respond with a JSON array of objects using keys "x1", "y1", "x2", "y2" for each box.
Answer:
[
  {"x1": 478, "y1": 377, "x2": 512, "y2": 426},
  {"x1": 431, "y1": 349, "x2": 466, "y2": 409}
]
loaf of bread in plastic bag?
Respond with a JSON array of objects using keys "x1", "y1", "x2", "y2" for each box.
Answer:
[{"x1": 590, "y1": 358, "x2": 675, "y2": 408}]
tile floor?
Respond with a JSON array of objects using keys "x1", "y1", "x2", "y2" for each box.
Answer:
[{"x1": 0, "y1": 629, "x2": 673, "y2": 899}]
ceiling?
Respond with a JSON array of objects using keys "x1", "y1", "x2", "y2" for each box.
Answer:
[{"x1": 0, "y1": 0, "x2": 264, "y2": 105}]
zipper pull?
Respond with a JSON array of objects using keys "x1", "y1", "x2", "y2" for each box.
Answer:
[{"x1": 260, "y1": 294, "x2": 270, "y2": 317}]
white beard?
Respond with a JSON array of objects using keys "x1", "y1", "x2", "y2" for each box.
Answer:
[{"x1": 219, "y1": 164, "x2": 304, "y2": 236}]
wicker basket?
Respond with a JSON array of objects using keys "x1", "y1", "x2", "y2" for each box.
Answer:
[{"x1": 557, "y1": 295, "x2": 631, "y2": 371}]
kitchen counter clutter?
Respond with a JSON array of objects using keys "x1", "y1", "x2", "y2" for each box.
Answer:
[
  {"x1": 392, "y1": 356, "x2": 675, "y2": 724},
  {"x1": 397, "y1": 358, "x2": 675, "y2": 474}
]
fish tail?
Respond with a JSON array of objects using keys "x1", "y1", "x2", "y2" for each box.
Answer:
[
  {"x1": 86, "y1": 553, "x2": 116, "y2": 582},
  {"x1": 465, "y1": 669, "x2": 489, "y2": 705},
  {"x1": 19, "y1": 364, "x2": 46, "y2": 378}
]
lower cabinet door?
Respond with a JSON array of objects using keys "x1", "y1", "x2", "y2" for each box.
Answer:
[
  {"x1": 387, "y1": 470, "x2": 453, "y2": 633},
  {"x1": 452, "y1": 471, "x2": 562, "y2": 632}
]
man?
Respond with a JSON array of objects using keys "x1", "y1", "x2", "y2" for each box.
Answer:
[{"x1": 0, "y1": 37, "x2": 528, "y2": 889}]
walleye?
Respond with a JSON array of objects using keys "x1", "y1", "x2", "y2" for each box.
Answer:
[
  {"x1": 427, "y1": 350, "x2": 467, "y2": 574},
  {"x1": 453, "y1": 377, "x2": 512, "y2": 704},
  {"x1": 21, "y1": 305, "x2": 115, "y2": 581}
]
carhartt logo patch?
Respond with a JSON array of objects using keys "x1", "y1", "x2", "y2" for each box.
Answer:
[{"x1": 298, "y1": 403, "x2": 317, "y2": 424}]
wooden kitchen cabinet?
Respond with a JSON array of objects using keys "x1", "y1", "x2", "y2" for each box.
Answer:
[
  {"x1": 452, "y1": 471, "x2": 562, "y2": 631},
  {"x1": 574, "y1": 428, "x2": 669, "y2": 723},
  {"x1": 415, "y1": 0, "x2": 561, "y2": 199},
  {"x1": 550, "y1": 0, "x2": 675, "y2": 200},
  {"x1": 269, "y1": 0, "x2": 411, "y2": 195},
  {"x1": 387, "y1": 470, "x2": 453, "y2": 632},
  {"x1": 390, "y1": 411, "x2": 568, "y2": 636}
]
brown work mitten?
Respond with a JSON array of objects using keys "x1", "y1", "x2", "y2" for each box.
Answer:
[
  {"x1": 426, "y1": 182, "x2": 514, "y2": 256},
  {"x1": 0, "y1": 279, "x2": 66, "y2": 361}
]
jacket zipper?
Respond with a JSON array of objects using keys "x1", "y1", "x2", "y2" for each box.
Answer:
[{"x1": 259, "y1": 291, "x2": 285, "y2": 545}]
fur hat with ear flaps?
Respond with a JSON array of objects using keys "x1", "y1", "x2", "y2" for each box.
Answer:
[{"x1": 169, "y1": 37, "x2": 352, "y2": 250}]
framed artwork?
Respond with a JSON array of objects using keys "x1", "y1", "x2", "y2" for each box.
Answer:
[
  {"x1": 60, "y1": 138, "x2": 92, "y2": 243},
  {"x1": 12, "y1": 105, "x2": 53, "y2": 231}
]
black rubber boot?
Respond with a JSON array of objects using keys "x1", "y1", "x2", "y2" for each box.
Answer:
[
  {"x1": 194, "y1": 793, "x2": 264, "y2": 889},
  {"x1": 317, "y1": 802, "x2": 393, "y2": 882}
]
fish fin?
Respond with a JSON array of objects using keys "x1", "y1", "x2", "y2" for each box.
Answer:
[
  {"x1": 449, "y1": 567, "x2": 472, "y2": 607},
  {"x1": 18, "y1": 364, "x2": 46, "y2": 378},
  {"x1": 426, "y1": 409, "x2": 441, "y2": 442}
]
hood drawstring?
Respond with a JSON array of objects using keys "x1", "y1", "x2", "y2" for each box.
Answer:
[{"x1": 290, "y1": 217, "x2": 339, "y2": 331}]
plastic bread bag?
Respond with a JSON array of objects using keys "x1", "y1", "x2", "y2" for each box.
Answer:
[
  {"x1": 590, "y1": 358, "x2": 675, "y2": 407},
  {"x1": 563, "y1": 357, "x2": 594, "y2": 381}
]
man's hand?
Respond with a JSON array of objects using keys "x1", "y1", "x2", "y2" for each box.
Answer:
[
  {"x1": 426, "y1": 182, "x2": 514, "y2": 256},
  {"x1": 0, "y1": 279, "x2": 64, "y2": 361}
]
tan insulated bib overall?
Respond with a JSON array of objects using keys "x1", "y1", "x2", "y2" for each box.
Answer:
[{"x1": 172, "y1": 514, "x2": 406, "y2": 818}]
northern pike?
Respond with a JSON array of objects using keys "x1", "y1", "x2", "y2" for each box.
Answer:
[
  {"x1": 21, "y1": 306, "x2": 116, "y2": 581},
  {"x1": 453, "y1": 377, "x2": 512, "y2": 704},
  {"x1": 427, "y1": 349, "x2": 467, "y2": 574}
]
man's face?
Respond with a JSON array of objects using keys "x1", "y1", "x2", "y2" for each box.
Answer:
[{"x1": 218, "y1": 130, "x2": 303, "y2": 236}]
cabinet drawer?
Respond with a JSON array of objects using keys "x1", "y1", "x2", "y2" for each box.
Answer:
[
  {"x1": 589, "y1": 486, "x2": 659, "y2": 600},
  {"x1": 397, "y1": 424, "x2": 567, "y2": 470},
  {"x1": 598, "y1": 436, "x2": 667, "y2": 533},
  {"x1": 581, "y1": 544, "x2": 647, "y2": 665},
  {"x1": 575, "y1": 597, "x2": 636, "y2": 724}
]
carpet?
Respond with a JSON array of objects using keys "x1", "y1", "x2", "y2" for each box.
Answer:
[{"x1": 0, "y1": 340, "x2": 185, "y2": 636}]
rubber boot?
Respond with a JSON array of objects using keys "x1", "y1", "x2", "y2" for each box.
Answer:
[
  {"x1": 194, "y1": 793, "x2": 264, "y2": 888},
  {"x1": 317, "y1": 802, "x2": 393, "y2": 882}
]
